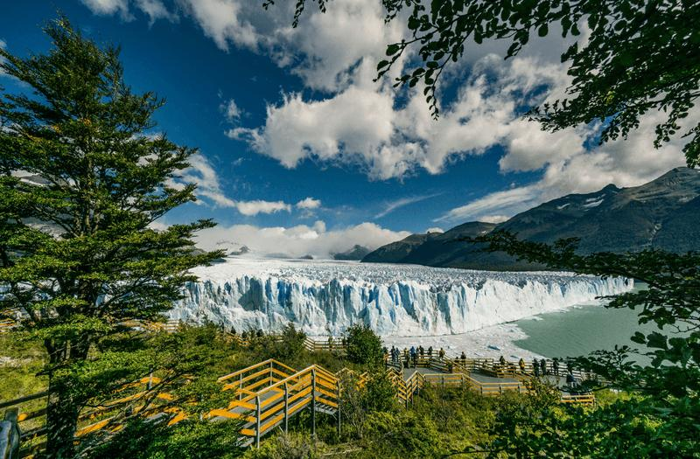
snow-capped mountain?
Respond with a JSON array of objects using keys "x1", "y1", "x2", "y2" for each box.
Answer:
[{"x1": 363, "y1": 167, "x2": 700, "y2": 269}]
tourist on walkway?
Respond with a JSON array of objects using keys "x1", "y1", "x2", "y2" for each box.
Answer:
[
  {"x1": 428, "y1": 346, "x2": 433, "y2": 357},
  {"x1": 566, "y1": 371, "x2": 578, "y2": 390},
  {"x1": 439, "y1": 347, "x2": 445, "y2": 359},
  {"x1": 533, "y1": 358, "x2": 540, "y2": 377},
  {"x1": 518, "y1": 358, "x2": 526, "y2": 374},
  {"x1": 552, "y1": 358, "x2": 560, "y2": 376},
  {"x1": 499, "y1": 355, "x2": 506, "y2": 367},
  {"x1": 540, "y1": 358, "x2": 547, "y2": 376},
  {"x1": 419, "y1": 345, "x2": 425, "y2": 357}
]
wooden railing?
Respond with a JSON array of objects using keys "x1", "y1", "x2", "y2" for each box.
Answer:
[
  {"x1": 1, "y1": 375, "x2": 180, "y2": 458},
  {"x1": 560, "y1": 394, "x2": 596, "y2": 406},
  {"x1": 1, "y1": 359, "x2": 341, "y2": 455},
  {"x1": 2, "y1": 353, "x2": 599, "y2": 457}
]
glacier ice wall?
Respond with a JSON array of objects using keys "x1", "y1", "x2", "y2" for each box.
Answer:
[{"x1": 168, "y1": 258, "x2": 634, "y2": 336}]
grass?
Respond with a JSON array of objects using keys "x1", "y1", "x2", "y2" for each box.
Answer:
[{"x1": 0, "y1": 332, "x2": 48, "y2": 432}]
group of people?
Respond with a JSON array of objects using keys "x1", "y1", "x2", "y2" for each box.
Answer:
[
  {"x1": 387, "y1": 345, "x2": 450, "y2": 367},
  {"x1": 519, "y1": 356, "x2": 580, "y2": 389},
  {"x1": 386, "y1": 347, "x2": 582, "y2": 390}
]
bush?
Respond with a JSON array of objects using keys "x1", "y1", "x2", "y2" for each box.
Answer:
[
  {"x1": 363, "y1": 411, "x2": 442, "y2": 457},
  {"x1": 243, "y1": 432, "x2": 320, "y2": 459},
  {"x1": 344, "y1": 324, "x2": 384, "y2": 368},
  {"x1": 339, "y1": 371, "x2": 398, "y2": 440},
  {"x1": 88, "y1": 418, "x2": 244, "y2": 459}
]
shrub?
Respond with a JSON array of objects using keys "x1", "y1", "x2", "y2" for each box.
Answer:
[
  {"x1": 364, "y1": 411, "x2": 442, "y2": 457},
  {"x1": 344, "y1": 324, "x2": 384, "y2": 368},
  {"x1": 88, "y1": 418, "x2": 244, "y2": 459}
]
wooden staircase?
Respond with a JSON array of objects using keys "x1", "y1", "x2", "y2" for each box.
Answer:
[{"x1": 205, "y1": 359, "x2": 340, "y2": 447}]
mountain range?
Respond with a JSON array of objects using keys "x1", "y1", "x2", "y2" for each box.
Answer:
[{"x1": 362, "y1": 167, "x2": 700, "y2": 270}]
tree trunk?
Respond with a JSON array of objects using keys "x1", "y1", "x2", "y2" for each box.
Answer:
[
  {"x1": 44, "y1": 339, "x2": 90, "y2": 459},
  {"x1": 44, "y1": 379, "x2": 81, "y2": 459}
]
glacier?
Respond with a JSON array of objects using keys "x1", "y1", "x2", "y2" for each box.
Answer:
[{"x1": 168, "y1": 258, "x2": 633, "y2": 337}]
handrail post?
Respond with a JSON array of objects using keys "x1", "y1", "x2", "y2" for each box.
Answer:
[
  {"x1": 284, "y1": 382, "x2": 289, "y2": 434},
  {"x1": 311, "y1": 369, "x2": 317, "y2": 439},
  {"x1": 0, "y1": 408, "x2": 20, "y2": 459},
  {"x1": 239, "y1": 373, "x2": 243, "y2": 401},
  {"x1": 255, "y1": 395, "x2": 261, "y2": 448},
  {"x1": 336, "y1": 380, "x2": 341, "y2": 435}
]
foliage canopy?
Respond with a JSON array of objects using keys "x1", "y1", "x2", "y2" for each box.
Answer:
[{"x1": 0, "y1": 18, "x2": 221, "y2": 456}]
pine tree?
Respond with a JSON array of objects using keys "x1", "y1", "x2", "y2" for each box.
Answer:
[{"x1": 0, "y1": 18, "x2": 223, "y2": 457}]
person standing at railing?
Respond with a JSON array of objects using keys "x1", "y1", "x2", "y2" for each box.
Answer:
[
  {"x1": 552, "y1": 358, "x2": 560, "y2": 376},
  {"x1": 419, "y1": 345, "x2": 425, "y2": 358},
  {"x1": 540, "y1": 358, "x2": 547, "y2": 376},
  {"x1": 533, "y1": 358, "x2": 540, "y2": 377},
  {"x1": 438, "y1": 348, "x2": 445, "y2": 359},
  {"x1": 460, "y1": 351, "x2": 467, "y2": 365},
  {"x1": 499, "y1": 355, "x2": 506, "y2": 368},
  {"x1": 519, "y1": 358, "x2": 526, "y2": 374}
]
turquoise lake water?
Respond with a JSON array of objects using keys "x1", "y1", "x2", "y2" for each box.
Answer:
[{"x1": 512, "y1": 283, "x2": 679, "y2": 361}]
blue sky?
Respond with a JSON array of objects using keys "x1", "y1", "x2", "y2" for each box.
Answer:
[{"x1": 0, "y1": 0, "x2": 690, "y2": 258}]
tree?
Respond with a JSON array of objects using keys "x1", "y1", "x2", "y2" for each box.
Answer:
[
  {"x1": 474, "y1": 232, "x2": 700, "y2": 456},
  {"x1": 0, "y1": 18, "x2": 223, "y2": 457},
  {"x1": 266, "y1": 0, "x2": 700, "y2": 167},
  {"x1": 344, "y1": 324, "x2": 384, "y2": 368}
]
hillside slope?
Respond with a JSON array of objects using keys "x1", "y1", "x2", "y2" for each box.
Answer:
[{"x1": 363, "y1": 167, "x2": 700, "y2": 270}]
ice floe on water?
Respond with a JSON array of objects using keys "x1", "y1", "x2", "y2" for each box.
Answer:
[{"x1": 169, "y1": 258, "x2": 633, "y2": 343}]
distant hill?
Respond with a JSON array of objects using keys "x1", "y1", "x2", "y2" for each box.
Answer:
[
  {"x1": 333, "y1": 245, "x2": 372, "y2": 260},
  {"x1": 363, "y1": 167, "x2": 700, "y2": 270}
]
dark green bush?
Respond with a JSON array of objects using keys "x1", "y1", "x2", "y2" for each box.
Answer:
[{"x1": 344, "y1": 324, "x2": 384, "y2": 368}]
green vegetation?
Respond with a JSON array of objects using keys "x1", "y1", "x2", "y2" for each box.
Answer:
[
  {"x1": 344, "y1": 324, "x2": 385, "y2": 368},
  {"x1": 472, "y1": 233, "x2": 700, "y2": 457},
  {"x1": 0, "y1": 17, "x2": 221, "y2": 456},
  {"x1": 2, "y1": 5, "x2": 698, "y2": 457},
  {"x1": 2, "y1": 314, "x2": 692, "y2": 458}
]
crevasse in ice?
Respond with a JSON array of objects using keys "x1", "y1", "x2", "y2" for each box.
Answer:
[{"x1": 168, "y1": 258, "x2": 633, "y2": 336}]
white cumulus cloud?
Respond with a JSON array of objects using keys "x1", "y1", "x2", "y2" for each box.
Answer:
[
  {"x1": 80, "y1": 0, "x2": 132, "y2": 19},
  {"x1": 437, "y1": 106, "x2": 696, "y2": 224},
  {"x1": 296, "y1": 197, "x2": 322, "y2": 210},
  {"x1": 235, "y1": 200, "x2": 291, "y2": 216},
  {"x1": 80, "y1": 0, "x2": 176, "y2": 23},
  {"x1": 195, "y1": 221, "x2": 410, "y2": 259}
]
